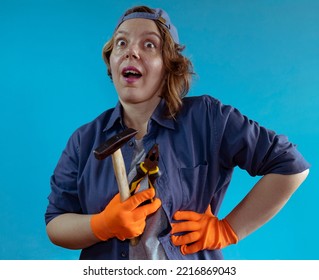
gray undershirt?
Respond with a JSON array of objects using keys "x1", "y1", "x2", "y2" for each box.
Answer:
[{"x1": 128, "y1": 139, "x2": 168, "y2": 260}]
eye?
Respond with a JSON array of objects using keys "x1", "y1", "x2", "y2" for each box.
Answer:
[
  {"x1": 116, "y1": 39, "x2": 127, "y2": 47},
  {"x1": 144, "y1": 41, "x2": 156, "y2": 49}
]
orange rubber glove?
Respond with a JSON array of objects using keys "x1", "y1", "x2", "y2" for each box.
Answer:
[
  {"x1": 171, "y1": 206, "x2": 238, "y2": 255},
  {"x1": 91, "y1": 188, "x2": 161, "y2": 241}
]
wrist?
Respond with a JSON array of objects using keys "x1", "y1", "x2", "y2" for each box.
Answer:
[
  {"x1": 221, "y1": 218, "x2": 239, "y2": 245},
  {"x1": 90, "y1": 213, "x2": 113, "y2": 241}
]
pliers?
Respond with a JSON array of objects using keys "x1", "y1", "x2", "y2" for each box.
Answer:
[{"x1": 129, "y1": 144, "x2": 160, "y2": 199}]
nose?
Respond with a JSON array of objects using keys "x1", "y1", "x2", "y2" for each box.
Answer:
[{"x1": 125, "y1": 45, "x2": 140, "y2": 60}]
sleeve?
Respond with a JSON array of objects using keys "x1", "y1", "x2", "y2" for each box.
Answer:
[
  {"x1": 45, "y1": 131, "x2": 82, "y2": 225},
  {"x1": 216, "y1": 101, "x2": 310, "y2": 176}
]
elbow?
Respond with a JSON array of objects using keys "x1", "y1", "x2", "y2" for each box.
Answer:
[
  {"x1": 289, "y1": 168, "x2": 310, "y2": 193},
  {"x1": 46, "y1": 218, "x2": 74, "y2": 249},
  {"x1": 46, "y1": 220, "x2": 61, "y2": 247},
  {"x1": 297, "y1": 168, "x2": 309, "y2": 185},
  {"x1": 264, "y1": 169, "x2": 310, "y2": 198}
]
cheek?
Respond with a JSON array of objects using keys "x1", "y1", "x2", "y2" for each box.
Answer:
[
  {"x1": 149, "y1": 58, "x2": 165, "y2": 79},
  {"x1": 109, "y1": 54, "x2": 115, "y2": 74},
  {"x1": 109, "y1": 53, "x2": 120, "y2": 76}
]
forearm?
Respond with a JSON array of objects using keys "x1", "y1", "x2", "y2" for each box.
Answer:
[
  {"x1": 225, "y1": 169, "x2": 309, "y2": 240},
  {"x1": 46, "y1": 189, "x2": 161, "y2": 249},
  {"x1": 46, "y1": 213, "x2": 100, "y2": 250}
]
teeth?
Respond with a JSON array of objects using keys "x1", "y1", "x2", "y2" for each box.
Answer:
[
  {"x1": 125, "y1": 70, "x2": 139, "y2": 75},
  {"x1": 123, "y1": 69, "x2": 142, "y2": 77}
]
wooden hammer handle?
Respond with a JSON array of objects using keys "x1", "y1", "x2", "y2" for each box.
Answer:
[
  {"x1": 111, "y1": 148, "x2": 139, "y2": 246},
  {"x1": 111, "y1": 149, "x2": 131, "y2": 201}
]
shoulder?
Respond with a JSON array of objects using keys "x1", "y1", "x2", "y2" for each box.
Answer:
[
  {"x1": 63, "y1": 107, "x2": 116, "y2": 157},
  {"x1": 180, "y1": 95, "x2": 234, "y2": 119},
  {"x1": 72, "y1": 108, "x2": 115, "y2": 139},
  {"x1": 182, "y1": 94, "x2": 218, "y2": 107}
]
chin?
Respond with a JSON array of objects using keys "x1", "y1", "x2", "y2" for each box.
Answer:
[{"x1": 119, "y1": 94, "x2": 160, "y2": 106}]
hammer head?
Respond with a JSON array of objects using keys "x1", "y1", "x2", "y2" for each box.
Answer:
[{"x1": 93, "y1": 128, "x2": 138, "y2": 160}]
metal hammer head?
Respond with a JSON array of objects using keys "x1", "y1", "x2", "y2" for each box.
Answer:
[{"x1": 93, "y1": 128, "x2": 138, "y2": 160}]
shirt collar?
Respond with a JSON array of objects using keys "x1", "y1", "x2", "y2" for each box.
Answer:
[
  {"x1": 103, "y1": 99, "x2": 176, "y2": 132},
  {"x1": 103, "y1": 101, "x2": 123, "y2": 132},
  {"x1": 150, "y1": 98, "x2": 176, "y2": 130}
]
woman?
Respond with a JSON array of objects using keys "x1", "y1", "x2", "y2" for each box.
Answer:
[{"x1": 45, "y1": 6, "x2": 310, "y2": 260}]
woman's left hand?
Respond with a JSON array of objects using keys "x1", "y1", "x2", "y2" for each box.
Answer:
[{"x1": 170, "y1": 206, "x2": 238, "y2": 255}]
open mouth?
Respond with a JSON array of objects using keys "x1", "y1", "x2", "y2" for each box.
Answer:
[{"x1": 122, "y1": 67, "x2": 142, "y2": 80}]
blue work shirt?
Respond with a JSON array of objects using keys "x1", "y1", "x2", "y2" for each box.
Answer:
[{"x1": 45, "y1": 95, "x2": 310, "y2": 260}]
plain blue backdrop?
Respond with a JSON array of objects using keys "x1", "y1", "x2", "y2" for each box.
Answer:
[{"x1": 0, "y1": 0, "x2": 318, "y2": 260}]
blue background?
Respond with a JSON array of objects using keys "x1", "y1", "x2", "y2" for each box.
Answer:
[{"x1": 0, "y1": 0, "x2": 318, "y2": 260}]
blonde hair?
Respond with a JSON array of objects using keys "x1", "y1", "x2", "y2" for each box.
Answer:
[{"x1": 102, "y1": 6, "x2": 194, "y2": 117}]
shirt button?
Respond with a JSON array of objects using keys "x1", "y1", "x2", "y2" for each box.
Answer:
[
  {"x1": 129, "y1": 141, "x2": 134, "y2": 147},
  {"x1": 121, "y1": 251, "x2": 128, "y2": 258}
]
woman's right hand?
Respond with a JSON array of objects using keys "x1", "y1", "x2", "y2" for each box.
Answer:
[{"x1": 90, "y1": 188, "x2": 161, "y2": 241}]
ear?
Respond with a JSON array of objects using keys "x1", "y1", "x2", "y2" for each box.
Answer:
[{"x1": 107, "y1": 68, "x2": 113, "y2": 80}]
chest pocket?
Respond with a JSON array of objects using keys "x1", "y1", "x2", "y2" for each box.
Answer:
[{"x1": 178, "y1": 162, "x2": 209, "y2": 211}]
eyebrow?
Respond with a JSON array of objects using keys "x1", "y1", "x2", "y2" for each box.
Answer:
[{"x1": 114, "y1": 30, "x2": 162, "y2": 41}]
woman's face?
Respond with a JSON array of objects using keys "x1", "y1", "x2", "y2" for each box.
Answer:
[{"x1": 109, "y1": 18, "x2": 165, "y2": 106}]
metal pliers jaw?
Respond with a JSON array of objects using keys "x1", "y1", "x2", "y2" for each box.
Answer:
[{"x1": 129, "y1": 144, "x2": 160, "y2": 197}]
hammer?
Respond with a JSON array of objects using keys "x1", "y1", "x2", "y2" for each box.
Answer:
[
  {"x1": 93, "y1": 128, "x2": 140, "y2": 245},
  {"x1": 93, "y1": 128, "x2": 138, "y2": 201}
]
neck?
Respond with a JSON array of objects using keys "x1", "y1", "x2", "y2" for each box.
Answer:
[{"x1": 121, "y1": 98, "x2": 161, "y2": 139}]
